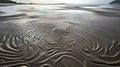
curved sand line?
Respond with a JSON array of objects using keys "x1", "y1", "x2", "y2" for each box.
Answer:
[{"x1": 0, "y1": 5, "x2": 120, "y2": 67}]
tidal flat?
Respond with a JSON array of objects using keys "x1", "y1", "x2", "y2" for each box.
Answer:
[{"x1": 0, "y1": 4, "x2": 120, "y2": 67}]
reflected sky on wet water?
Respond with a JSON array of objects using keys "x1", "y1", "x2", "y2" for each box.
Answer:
[{"x1": 12, "y1": 0, "x2": 114, "y2": 4}]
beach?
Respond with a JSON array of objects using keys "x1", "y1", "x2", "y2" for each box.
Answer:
[{"x1": 0, "y1": 4, "x2": 120, "y2": 67}]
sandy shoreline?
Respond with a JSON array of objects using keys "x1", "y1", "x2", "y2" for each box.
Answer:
[{"x1": 0, "y1": 4, "x2": 120, "y2": 67}]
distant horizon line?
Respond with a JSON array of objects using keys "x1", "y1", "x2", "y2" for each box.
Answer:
[{"x1": 0, "y1": 2, "x2": 109, "y2": 5}]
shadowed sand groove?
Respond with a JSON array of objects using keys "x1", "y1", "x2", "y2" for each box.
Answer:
[{"x1": 0, "y1": 4, "x2": 120, "y2": 67}]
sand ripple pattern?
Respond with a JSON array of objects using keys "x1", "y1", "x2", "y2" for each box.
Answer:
[{"x1": 0, "y1": 5, "x2": 120, "y2": 67}]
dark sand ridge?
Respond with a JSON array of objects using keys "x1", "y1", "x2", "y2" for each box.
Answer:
[
  {"x1": 0, "y1": 11, "x2": 5, "y2": 14},
  {"x1": 0, "y1": 5, "x2": 120, "y2": 67}
]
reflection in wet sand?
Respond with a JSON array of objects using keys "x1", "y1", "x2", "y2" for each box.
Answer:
[{"x1": 0, "y1": 4, "x2": 120, "y2": 67}]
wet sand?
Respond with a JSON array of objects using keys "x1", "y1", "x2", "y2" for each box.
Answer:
[{"x1": 0, "y1": 4, "x2": 120, "y2": 67}]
